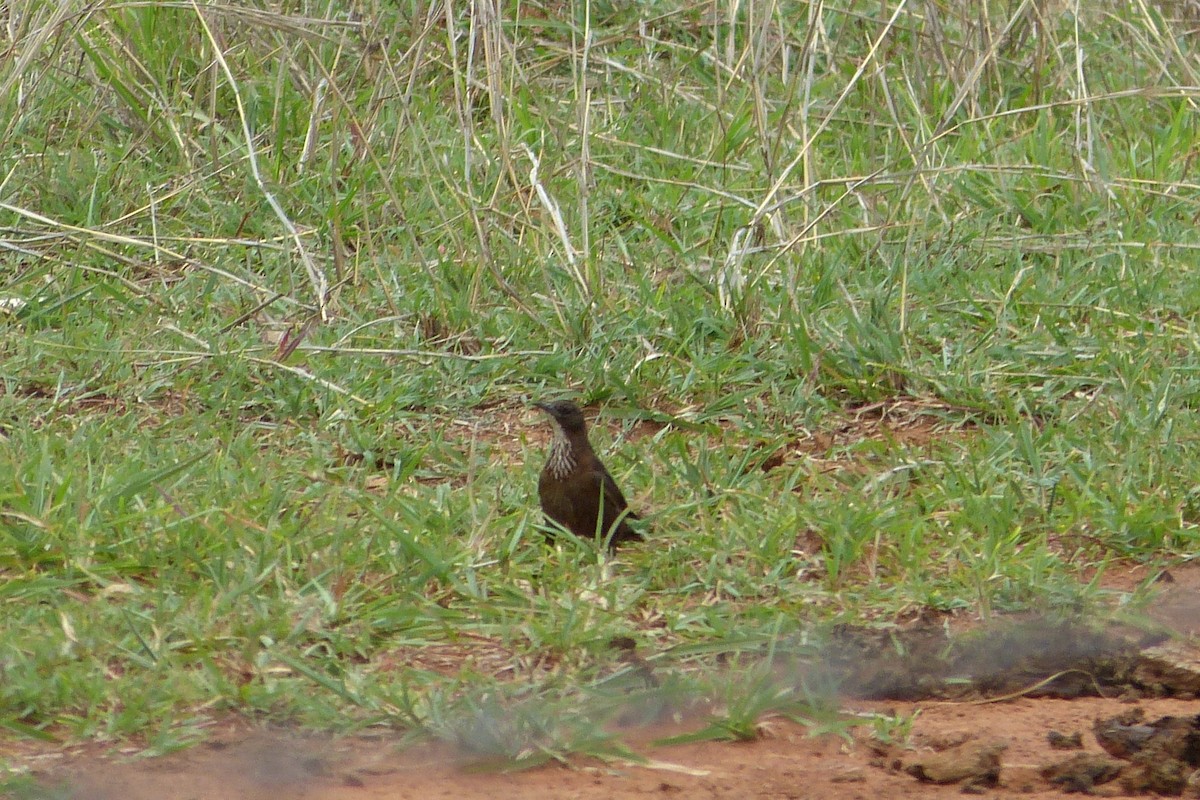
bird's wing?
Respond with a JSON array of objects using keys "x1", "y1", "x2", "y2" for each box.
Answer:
[
  {"x1": 538, "y1": 472, "x2": 575, "y2": 524},
  {"x1": 597, "y1": 467, "x2": 641, "y2": 544},
  {"x1": 599, "y1": 465, "x2": 636, "y2": 520}
]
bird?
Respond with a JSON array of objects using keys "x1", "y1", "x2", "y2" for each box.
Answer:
[{"x1": 533, "y1": 399, "x2": 641, "y2": 547}]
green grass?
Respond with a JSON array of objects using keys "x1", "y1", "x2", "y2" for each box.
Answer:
[{"x1": 1, "y1": 0, "x2": 1199, "y2": 770}]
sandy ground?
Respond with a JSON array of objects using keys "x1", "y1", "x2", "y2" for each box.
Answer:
[{"x1": 12, "y1": 694, "x2": 1199, "y2": 799}]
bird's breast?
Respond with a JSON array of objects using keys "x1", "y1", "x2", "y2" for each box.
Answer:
[{"x1": 544, "y1": 440, "x2": 577, "y2": 480}]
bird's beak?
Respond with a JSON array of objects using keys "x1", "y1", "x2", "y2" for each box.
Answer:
[{"x1": 532, "y1": 401, "x2": 551, "y2": 413}]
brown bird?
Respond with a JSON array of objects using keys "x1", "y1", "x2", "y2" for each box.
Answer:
[{"x1": 533, "y1": 399, "x2": 641, "y2": 547}]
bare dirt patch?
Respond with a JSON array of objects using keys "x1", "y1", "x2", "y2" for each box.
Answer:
[
  {"x1": 0, "y1": 381, "x2": 198, "y2": 430},
  {"x1": 19, "y1": 697, "x2": 1200, "y2": 800},
  {"x1": 448, "y1": 395, "x2": 979, "y2": 468},
  {"x1": 759, "y1": 397, "x2": 979, "y2": 475},
  {"x1": 373, "y1": 634, "x2": 549, "y2": 681}
]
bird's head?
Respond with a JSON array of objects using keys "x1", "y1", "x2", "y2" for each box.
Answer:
[{"x1": 533, "y1": 399, "x2": 587, "y2": 436}]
